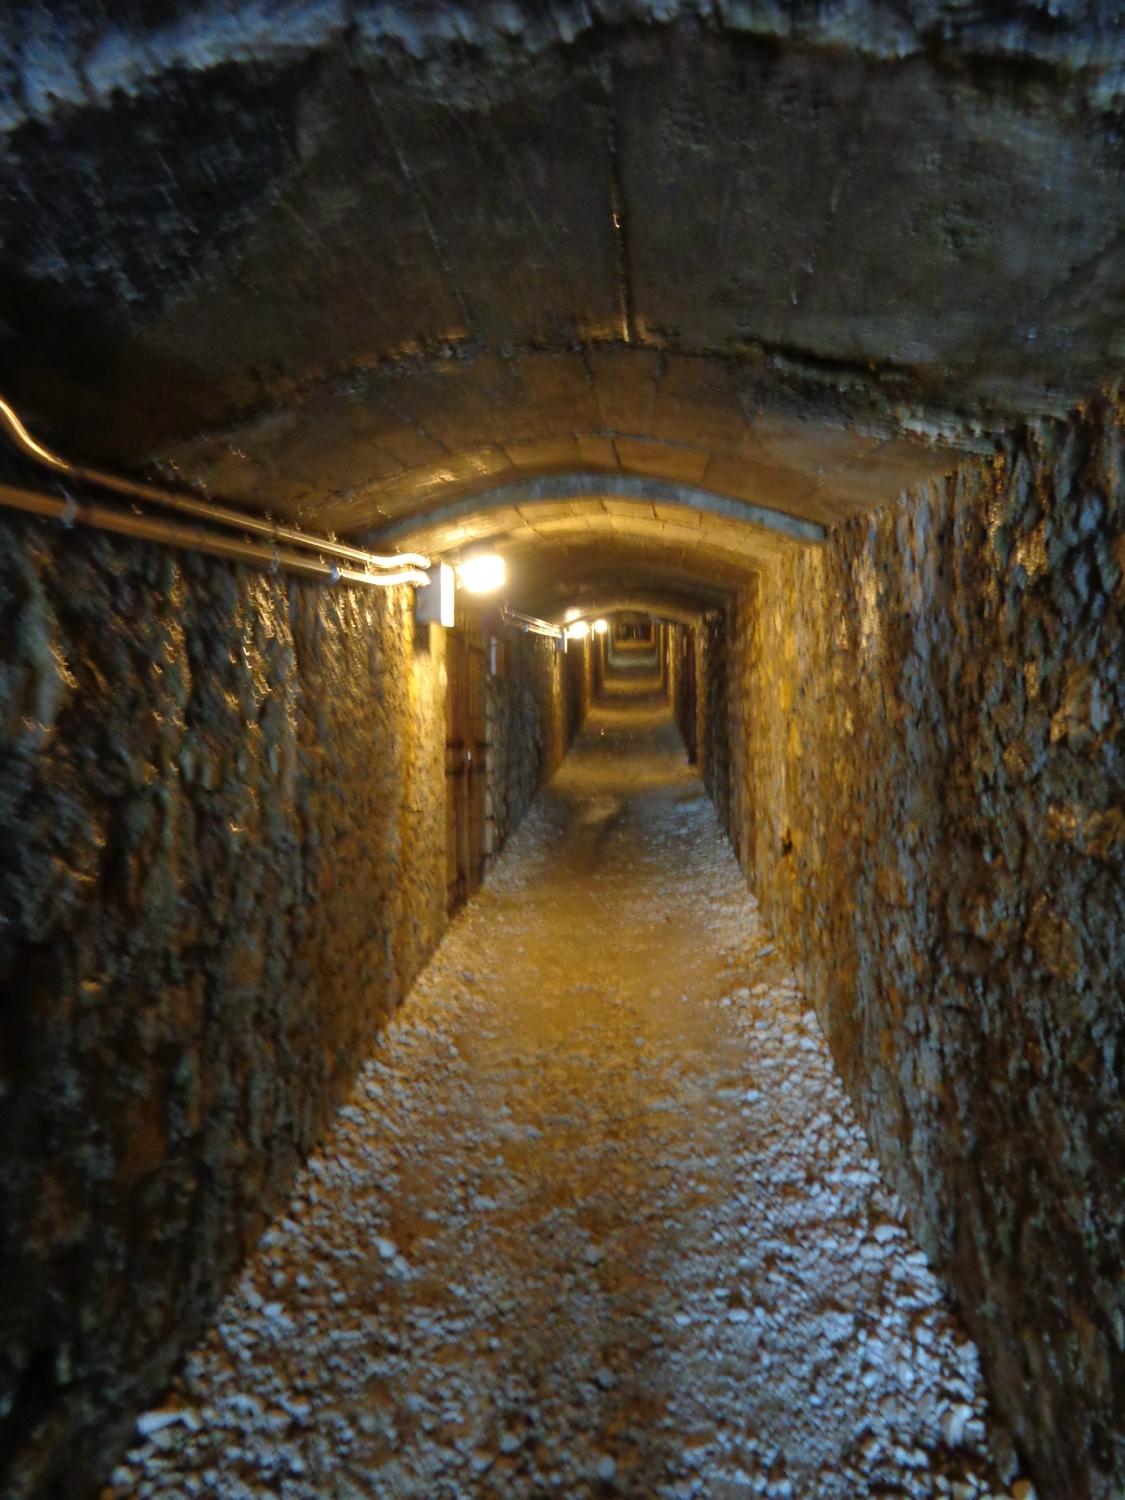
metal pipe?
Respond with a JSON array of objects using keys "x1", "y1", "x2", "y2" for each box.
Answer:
[
  {"x1": 499, "y1": 604, "x2": 563, "y2": 639},
  {"x1": 0, "y1": 395, "x2": 429, "y2": 572},
  {"x1": 0, "y1": 481, "x2": 429, "y2": 588}
]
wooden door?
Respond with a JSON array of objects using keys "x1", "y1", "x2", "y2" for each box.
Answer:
[{"x1": 445, "y1": 628, "x2": 489, "y2": 914}]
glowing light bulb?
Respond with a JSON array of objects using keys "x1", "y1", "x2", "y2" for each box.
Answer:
[
  {"x1": 593, "y1": 618, "x2": 608, "y2": 635},
  {"x1": 457, "y1": 553, "x2": 506, "y2": 594},
  {"x1": 567, "y1": 619, "x2": 590, "y2": 640}
]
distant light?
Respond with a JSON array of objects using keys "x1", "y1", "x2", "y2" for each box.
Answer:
[
  {"x1": 593, "y1": 618, "x2": 609, "y2": 635},
  {"x1": 457, "y1": 553, "x2": 506, "y2": 594},
  {"x1": 567, "y1": 619, "x2": 590, "y2": 640}
]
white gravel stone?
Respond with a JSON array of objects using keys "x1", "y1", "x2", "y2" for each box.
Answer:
[
  {"x1": 116, "y1": 687, "x2": 1005, "y2": 1500},
  {"x1": 135, "y1": 1409, "x2": 184, "y2": 1438}
]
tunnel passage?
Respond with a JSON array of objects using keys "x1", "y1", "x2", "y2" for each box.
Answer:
[
  {"x1": 107, "y1": 664, "x2": 1012, "y2": 1499},
  {"x1": 0, "y1": 4, "x2": 1123, "y2": 1499}
]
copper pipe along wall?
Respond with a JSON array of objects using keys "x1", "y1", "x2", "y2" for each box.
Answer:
[
  {"x1": 0, "y1": 396, "x2": 429, "y2": 572},
  {"x1": 0, "y1": 481, "x2": 429, "y2": 588}
]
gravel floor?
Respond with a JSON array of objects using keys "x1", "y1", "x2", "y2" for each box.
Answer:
[{"x1": 109, "y1": 672, "x2": 1030, "y2": 1500}]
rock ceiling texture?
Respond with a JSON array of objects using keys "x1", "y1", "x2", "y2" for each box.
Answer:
[{"x1": 1, "y1": 1, "x2": 1123, "y2": 612}]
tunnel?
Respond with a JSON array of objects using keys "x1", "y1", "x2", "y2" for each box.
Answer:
[{"x1": 0, "y1": 3, "x2": 1122, "y2": 1497}]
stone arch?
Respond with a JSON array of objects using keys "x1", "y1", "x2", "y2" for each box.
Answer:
[{"x1": 371, "y1": 472, "x2": 827, "y2": 548}]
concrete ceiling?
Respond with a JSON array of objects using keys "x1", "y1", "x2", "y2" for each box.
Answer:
[{"x1": 1, "y1": 1, "x2": 1122, "y2": 612}]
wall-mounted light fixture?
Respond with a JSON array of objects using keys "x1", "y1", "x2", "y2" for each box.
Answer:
[
  {"x1": 567, "y1": 619, "x2": 590, "y2": 641},
  {"x1": 416, "y1": 562, "x2": 456, "y2": 626},
  {"x1": 456, "y1": 552, "x2": 506, "y2": 594},
  {"x1": 593, "y1": 618, "x2": 608, "y2": 635}
]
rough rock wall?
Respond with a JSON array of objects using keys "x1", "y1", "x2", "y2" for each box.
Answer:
[
  {"x1": 566, "y1": 636, "x2": 595, "y2": 747},
  {"x1": 487, "y1": 630, "x2": 588, "y2": 854},
  {"x1": 697, "y1": 611, "x2": 732, "y2": 835},
  {"x1": 662, "y1": 623, "x2": 698, "y2": 764},
  {"x1": 0, "y1": 515, "x2": 447, "y2": 1496},
  {"x1": 0, "y1": 519, "x2": 580, "y2": 1498},
  {"x1": 704, "y1": 394, "x2": 1124, "y2": 1499}
]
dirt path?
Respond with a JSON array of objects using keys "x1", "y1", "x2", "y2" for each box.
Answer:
[{"x1": 112, "y1": 672, "x2": 1018, "y2": 1500}]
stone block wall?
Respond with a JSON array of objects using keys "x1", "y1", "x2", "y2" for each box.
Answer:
[
  {"x1": 0, "y1": 518, "x2": 585, "y2": 1498},
  {"x1": 694, "y1": 393, "x2": 1124, "y2": 1499}
]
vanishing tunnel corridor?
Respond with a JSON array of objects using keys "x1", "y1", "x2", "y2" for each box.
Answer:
[
  {"x1": 109, "y1": 668, "x2": 1004, "y2": 1500},
  {"x1": 0, "y1": 6, "x2": 1122, "y2": 1499}
]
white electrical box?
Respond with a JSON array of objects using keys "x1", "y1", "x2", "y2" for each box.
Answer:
[{"x1": 415, "y1": 562, "x2": 455, "y2": 627}]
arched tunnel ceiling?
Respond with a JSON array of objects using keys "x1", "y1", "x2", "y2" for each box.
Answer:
[
  {"x1": 552, "y1": 594, "x2": 706, "y2": 629},
  {"x1": 380, "y1": 482, "x2": 790, "y2": 613},
  {"x1": 373, "y1": 473, "x2": 827, "y2": 546},
  {"x1": 2, "y1": 0, "x2": 1124, "y2": 592},
  {"x1": 498, "y1": 534, "x2": 766, "y2": 619}
]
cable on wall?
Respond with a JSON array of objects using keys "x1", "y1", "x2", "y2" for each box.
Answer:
[{"x1": 499, "y1": 605, "x2": 564, "y2": 639}]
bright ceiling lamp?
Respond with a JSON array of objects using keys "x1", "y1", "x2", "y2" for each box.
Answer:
[
  {"x1": 593, "y1": 618, "x2": 609, "y2": 635},
  {"x1": 567, "y1": 619, "x2": 590, "y2": 640},
  {"x1": 457, "y1": 552, "x2": 506, "y2": 594}
]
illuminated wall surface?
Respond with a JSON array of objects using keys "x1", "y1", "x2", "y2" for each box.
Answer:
[
  {"x1": 0, "y1": 523, "x2": 589, "y2": 1494},
  {"x1": 0, "y1": 3, "x2": 1122, "y2": 1496},
  {"x1": 667, "y1": 398, "x2": 1124, "y2": 1498}
]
